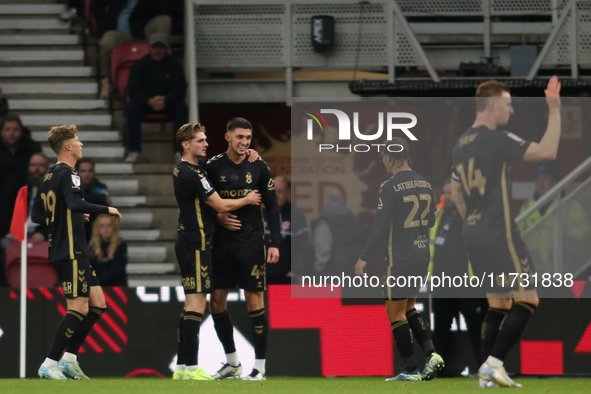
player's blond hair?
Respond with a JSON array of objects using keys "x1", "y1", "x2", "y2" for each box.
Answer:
[
  {"x1": 47, "y1": 124, "x2": 78, "y2": 155},
  {"x1": 176, "y1": 123, "x2": 206, "y2": 154},
  {"x1": 475, "y1": 81, "x2": 511, "y2": 112}
]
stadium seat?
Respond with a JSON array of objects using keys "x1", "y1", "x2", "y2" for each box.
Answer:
[
  {"x1": 111, "y1": 43, "x2": 149, "y2": 99},
  {"x1": 5, "y1": 240, "x2": 57, "y2": 288}
]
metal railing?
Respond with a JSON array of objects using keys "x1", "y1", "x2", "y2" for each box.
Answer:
[{"x1": 516, "y1": 155, "x2": 591, "y2": 277}]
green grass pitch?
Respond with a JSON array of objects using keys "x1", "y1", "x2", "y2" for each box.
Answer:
[{"x1": 1, "y1": 377, "x2": 590, "y2": 394}]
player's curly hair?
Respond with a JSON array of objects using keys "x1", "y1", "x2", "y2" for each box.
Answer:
[
  {"x1": 383, "y1": 137, "x2": 412, "y2": 167},
  {"x1": 176, "y1": 123, "x2": 206, "y2": 154},
  {"x1": 475, "y1": 80, "x2": 510, "y2": 112},
  {"x1": 47, "y1": 124, "x2": 78, "y2": 155}
]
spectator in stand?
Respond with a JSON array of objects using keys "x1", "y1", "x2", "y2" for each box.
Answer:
[
  {"x1": 0, "y1": 114, "x2": 42, "y2": 239},
  {"x1": 265, "y1": 176, "x2": 309, "y2": 284},
  {"x1": 125, "y1": 33, "x2": 188, "y2": 163},
  {"x1": 0, "y1": 152, "x2": 50, "y2": 286},
  {"x1": 312, "y1": 192, "x2": 367, "y2": 276},
  {"x1": 75, "y1": 157, "x2": 111, "y2": 241},
  {"x1": 90, "y1": 0, "x2": 182, "y2": 99},
  {"x1": 76, "y1": 158, "x2": 111, "y2": 206},
  {"x1": 88, "y1": 214, "x2": 128, "y2": 287}
]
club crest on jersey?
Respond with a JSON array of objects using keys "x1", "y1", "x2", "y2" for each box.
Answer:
[
  {"x1": 201, "y1": 177, "x2": 212, "y2": 191},
  {"x1": 246, "y1": 172, "x2": 253, "y2": 184},
  {"x1": 220, "y1": 175, "x2": 227, "y2": 182},
  {"x1": 71, "y1": 175, "x2": 80, "y2": 187}
]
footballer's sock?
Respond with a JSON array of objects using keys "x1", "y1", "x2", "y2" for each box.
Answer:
[
  {"x1": 481, "y1": 308, "x2": 508, "y2": 363},
  {"x1": 254, "y1": 359, "x2": 266, "y2": 376},
  {"x1": 183, "y1": 311, "x2": 203, "y2": 367},
  {"x1": 47, "y1": 310, "x2": 85, "y2": 362},
  {"x1": 406, "y1": 308, "x2": 435, "y2": 356},
  {"x1": 391, "y1": 320, "x2": 417, "y2": 372},
  {"x1": 249, "y1": 308, "x2": 268, "y2": 360},
  {"x1": 65, "y1": 306, "x2": 106, "y2": 355},
  {"x1": 176, "y1": 311, "x2": 186, "y2": 368},
  {"x1": 213, "y1": 309, "x2": 237, "y2": 357},
  {"x1": 490, "y1": 303, "x2": 536, "y2": 362}
]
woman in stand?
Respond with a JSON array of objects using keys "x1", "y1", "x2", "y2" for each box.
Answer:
[{"x1": 89, "y1": 214, "x2": 128, "y2": 287}]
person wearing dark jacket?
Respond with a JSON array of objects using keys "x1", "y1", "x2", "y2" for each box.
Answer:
[
  {"x1": 91, "y1": 0, "x2": 175, "y2": 99},
  {"x1": 89, "y1": 214, "x2": 128, "y2": 287},
  {"x1": 0, "y1": 114, "x2": 42, "y2": 238},
  {"x1": 125, "y1": 33, "x2": 188, "y2": 162},
  {"x1": 312, "y1": 192, "x2": 367, "y2": 276}
]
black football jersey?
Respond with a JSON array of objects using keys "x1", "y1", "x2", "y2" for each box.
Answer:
[
  {"x1": 31, "y1": 163, "x2": 109, "y2": 263},
  {"x1": 451, "y1": 126, "x2": 531, "y2": 241},
  {"x1": 173, "y1": 160, "x2": 217, "y2": 248},
  {"x1": 360, "y1": 170, "x2": 436, "y2": 265},
  {"x1": 205, "y1": 153, "x2": 281, "y2": 248}
]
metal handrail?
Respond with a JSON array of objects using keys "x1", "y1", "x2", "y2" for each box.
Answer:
[
  {"x1": 515, "y1": 155, "x2": 591, "y2": 225},
  {"x1": 185, "y1": 0, "x2": 198, "y2": 122}
]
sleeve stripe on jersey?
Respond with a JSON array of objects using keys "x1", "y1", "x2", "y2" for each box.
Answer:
[
  {"x1": 194, "y1": 198, "x2": 206, "y2": 251},
  {"x1": 451, "y1": 172, "x2": 460, "y2": 182}
]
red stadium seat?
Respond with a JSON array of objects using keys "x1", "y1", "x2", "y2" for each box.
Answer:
[
  {"x1": 111, "y1": 43, "x2": 149, "y2": 98},
  {"x1": 5, "y1": 240, "x2": 57, "y2": 288}
]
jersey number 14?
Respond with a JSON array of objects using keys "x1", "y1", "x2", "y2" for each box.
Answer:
[{"x1": 455, "y1": 157, "x2": 486, "y2": 197}]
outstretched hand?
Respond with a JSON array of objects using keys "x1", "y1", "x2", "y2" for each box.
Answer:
[{"x1": 545, "y1": 76, "x2": 561, "y2": 110}]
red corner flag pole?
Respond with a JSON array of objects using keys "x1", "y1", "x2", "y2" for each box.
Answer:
[{"x1": 11, "y1": 186, "x2": 28, "y2": 379}]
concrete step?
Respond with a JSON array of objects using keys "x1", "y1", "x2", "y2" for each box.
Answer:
[
  {"x1": 0, "y1": 50, "x2": 83, "y2": 62},
  {"x1": 0, "y1": 19, "x2": 68, "y2": 29},
  {"x1": 10, "y1": 99, "x2": 105, "y2": 110},
  {"x1": 128, "y1": 275, "x2": 181, "y2": 287},
  {"x1": 128, "y1": 246, "x2": 167, "y2": 263},
  {"x1": 2, "y1": 82, "x2": 96, "y2": 94},
  {"x1": 118, "y1": 212, "x2": 153, "y2": 229},
  {"x1": 103, "y1": 179, "x2": 140, "y2": 195},
  {"x1": 110, "y1": 195, "x2": 147, "y2": 207},
  {"x1": 127, "y1": 263, "x2": 177, "y2": 275},
  {"x1": 134, "y1": 164, "x2": 175, "y2": 174},
  {"x1": 95, "y1": 163, "x2": 133, "y2": 175},
  {"x1": 0, "y1": 4, "x2": 64, "y2": 14},
  {"x1": 0, "y1": 35, "x2": 78, "y2": 45},
  {"x1": 33, "y1": 130, "x2": 119, "y2": 142},
  {"x1": 120, "y1": 229, "x2": 161, "y2": 241},
  {"x1": 0, "y1": 66, "x2": 90, "y2": 77},
  {"x1": 22, "y1": 114, "x2": 111, "y2": 127}
]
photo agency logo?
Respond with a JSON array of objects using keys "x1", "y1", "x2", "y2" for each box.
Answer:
[{"x1": 302, "y1": 107, "x2": 418, "y2": 152}]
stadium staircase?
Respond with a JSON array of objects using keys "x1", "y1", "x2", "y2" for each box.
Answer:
[{"x1": 0, "y1": 0, "x2": 180, "y2": 286}]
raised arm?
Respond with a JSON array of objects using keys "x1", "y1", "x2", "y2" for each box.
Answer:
[{"x1": 523, "y1": 76, "x2": 562, "y2": 162}]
